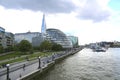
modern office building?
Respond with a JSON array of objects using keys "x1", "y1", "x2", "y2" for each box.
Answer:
[
  {"x1": 0, "y1": 26, "x2": 14, "y2": 48},
  {"x1": 15, "y1": 32, "x2": 40, "y2": 43},
  {"x1": 68, "y1": 36, "x2": 79, "y2": 48},
  {"x1": 46, "y1": 28, "x2": 73, "y2": 48}
]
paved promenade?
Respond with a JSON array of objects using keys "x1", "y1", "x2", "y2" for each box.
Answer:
[{"x1": 0, "y1": 48, "x2": 81, "y2": 80}]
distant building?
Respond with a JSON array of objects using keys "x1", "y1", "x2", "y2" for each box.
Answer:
[
  {"x1": 0, "y1": 27, "x2": 5, "y2": 47},
  {"x1": 0, "y1": 27, "x2": 5, "y2": 32},
  {"x1": 68, "y1": 36, "x2": 79, "y2": 48},
  {"x1": 41, "y1": 14, "x2": 46, "y2": 35},
  {"x1": 15, "y1": 31, "x2": 40, "y2": 43},
  {"x1": 46, "y1": 28, "x2": 73, "y2": 48},
  {"x1": 0, "y1": 26, "x2": 14, "y2": 48},
  {"x1": 15, "y1": 14, "x2": 78, "y2": 49},
  {"x1": 5, "y1": 32, "x2": 14, "y2": 47},
  {"x1": 32, "y1": 33, "x2": 47, "y2": 47},
  {"x1": 32, "y1": 14, "x2": 50, "y2": 47},
  {"x1": 113, "y1": 41, "x2": 120, "y2": 47},
  {"x1": 15, "y1": 14, "x2": 47, "y2": 44}
]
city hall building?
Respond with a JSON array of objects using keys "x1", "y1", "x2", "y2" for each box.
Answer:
[{"x1": 46, "y1": 28, "x2": 73, "y2": 48}]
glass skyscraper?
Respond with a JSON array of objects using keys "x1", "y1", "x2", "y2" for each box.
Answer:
[{"x1": 41, "y1": 14, "x2": 46, "y2": 34}]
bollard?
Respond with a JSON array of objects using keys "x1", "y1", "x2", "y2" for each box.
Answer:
[{"x1": 6, "y1": 64, "x2": 10, "y2": 80}]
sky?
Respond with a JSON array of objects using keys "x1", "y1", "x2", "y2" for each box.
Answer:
[{"x1": 0, "y1": 0, "x2": 120, "y2": 45}]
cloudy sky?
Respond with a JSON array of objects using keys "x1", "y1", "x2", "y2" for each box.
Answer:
[{"x1": 0, "y1": 0, "x2": 120, "y2": 45}]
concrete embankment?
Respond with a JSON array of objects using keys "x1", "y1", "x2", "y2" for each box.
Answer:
[
  {"x1": 21, "y1": 48, "x2": 82, "y2": 80},
  {"x1": 20, "y1": 62, "x2": 55, "y2": 80}
]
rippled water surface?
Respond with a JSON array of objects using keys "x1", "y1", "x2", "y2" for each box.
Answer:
[{"x1": 31, "y1": 48, "x2": 120, "y2": 80}]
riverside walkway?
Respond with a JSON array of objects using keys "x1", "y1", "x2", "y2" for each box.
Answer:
[{"x1": 0, "y1": 48, "x2": 82, "y2": 80}]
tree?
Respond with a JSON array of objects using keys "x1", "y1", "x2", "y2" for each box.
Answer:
[
  {"x1": 18, "y1": 40, "x2": 32, "y2": 52},
  {"x1": 40, "y1": 40, "x2": 52, "y2": 51},
  {"x1": 52, "y1": 43, "x2": 63, "y2": 51},
  {"x1": 0, "y1": 46, "x2": 4, "y2": 53},
  {"x1": 13, "y1": 44, "x2": 19, "y2": 51},
  {"x1": 4, "y1": 46, "x2": 14, "y2": 52}
]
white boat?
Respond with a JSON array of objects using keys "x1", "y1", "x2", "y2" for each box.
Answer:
[{"x1": 93, "y1": 47, "x2": 106, "y2": 52}]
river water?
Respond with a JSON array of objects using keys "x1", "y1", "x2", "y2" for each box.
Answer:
[{"x1": 31, "y1": 48, "x2": 120, "y2": 80}]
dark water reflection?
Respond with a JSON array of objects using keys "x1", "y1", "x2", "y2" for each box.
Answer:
[{"x1": 31, "y1": 48, "x2": 120, "y2": 80}]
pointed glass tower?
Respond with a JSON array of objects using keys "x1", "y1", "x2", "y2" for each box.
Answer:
[{"x1": 41, "y1": 14, "x2": 46, "y2": 34}]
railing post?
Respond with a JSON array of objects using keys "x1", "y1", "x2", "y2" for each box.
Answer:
[
  {"x1": 6, "y1": 64, "x2": 10, "y2": 80},
  {"x1": 38, "y1": 56, "x2": 41, "y2": 69}
]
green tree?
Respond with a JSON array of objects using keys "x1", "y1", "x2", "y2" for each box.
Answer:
[
  {"x1": 13, "y1": 44, "x2": 19, "y2": 51},
  {"x1": 40, "y1": 40, "x2": 52, "y2": 51},
  {"x1": 0, "y1": 46, "x2": 4, "y2": 53},
  {"x1": 4, "y1": 46, "x2": 14, "y2": 52},
  {"x1": 52, "y1": 43, "x2": 63, "y2": 51},
  {"x1": 18, "y1": 40, "x2": 32, "y2": 52}
]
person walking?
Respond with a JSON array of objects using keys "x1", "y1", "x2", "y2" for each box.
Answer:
[{"x1": 23, "y1": 64, "x2": 25, "y2": 70}]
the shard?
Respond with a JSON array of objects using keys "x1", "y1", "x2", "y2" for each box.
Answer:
[{"x1": 41, "y1": 14, "x2": 46, "y2": 34}]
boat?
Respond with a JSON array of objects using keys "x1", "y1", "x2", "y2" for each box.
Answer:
[{"x1": 93, "y1": 47, "x2": 106, "y2": 52}]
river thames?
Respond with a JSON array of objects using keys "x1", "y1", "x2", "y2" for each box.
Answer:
[{"x1": 30, "y1": 48, "x2": 120, "y2": 80}]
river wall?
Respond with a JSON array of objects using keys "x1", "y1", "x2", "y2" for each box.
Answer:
[{"x1": 21, "y1": 48, "x2": 82, "y2": 80}]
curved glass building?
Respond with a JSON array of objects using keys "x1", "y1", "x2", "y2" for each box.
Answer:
[
  {"x1": 68, "y1": 36, "x2": 78, "y2": 48},
  {"x1": 46, "y1": 28, "x2": 73, "y2": 48}
]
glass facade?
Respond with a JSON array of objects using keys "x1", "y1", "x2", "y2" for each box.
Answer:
[
  {"x1": 41, "y1": 14, "x2": 46, "y2": 34},
  {"x1": 46, "y1": 28, "x2": 73, "y2": 48},
  {"x1": 68, "y1": 36, "x2": 78, "y2": 47}
]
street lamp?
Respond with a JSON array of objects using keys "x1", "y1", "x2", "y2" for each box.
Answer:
[
  {"x1": 38, "y1": 56, "x2": 41, "y2": 69},
  {"x1": 6, "y1": 64, "x2": 10, "y2": 80}
]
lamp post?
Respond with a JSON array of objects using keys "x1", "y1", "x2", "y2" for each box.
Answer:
[
  {"x1": 38, "y1": 56, "x2": 41, "y2": 69},
  {"x1": 6, "y1": 64, "x2": 10, "y2": 80}
]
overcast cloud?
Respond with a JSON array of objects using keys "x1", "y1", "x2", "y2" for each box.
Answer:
[
  {"x1": 0, "y1": 0, "x2": 111, "y2": 22},
  {"x1": 0, "y1": 0, "x2": 76, "y2": 13},
  {"x1": 77, "y1": 0, "x2": 111, "y2": 22}
]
